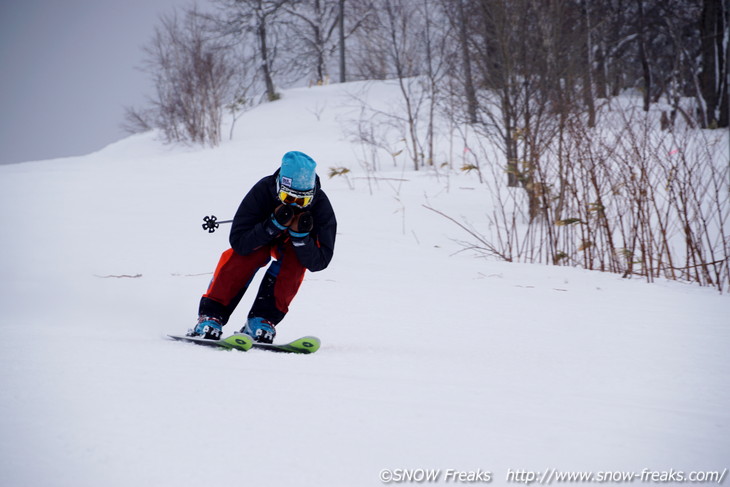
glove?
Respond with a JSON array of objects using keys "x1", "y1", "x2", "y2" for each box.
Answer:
[
  {"x1": 265, "y1": 205, "x2": 295, "y2": 237},
  {"x1": 272, "y1": 205, "x2": 294, "y2": 230},
  {"x1": 289, "y1": 211, "x2": 313, "y2": 238}
]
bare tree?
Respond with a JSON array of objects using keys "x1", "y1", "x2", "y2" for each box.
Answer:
[
  {"x1": 126, "y1": 6, "x2": 235, "y2": 146},
  {"x1": 212, "y1": 0, "x2": 291, "y2": 102},
  {"x1": 284, "y1": 0, "x2": 340, "y2": 85},
  {"x1": 379, "y1": 0, "x2": 430, "y2": 169},
  {"x1": 284, "y1": 0, "x2": 368, "y2": 85}
]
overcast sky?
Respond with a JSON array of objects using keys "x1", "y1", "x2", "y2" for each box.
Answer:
[{"x1": 0, "y1": 0, "x2": 198, "y2": 165}]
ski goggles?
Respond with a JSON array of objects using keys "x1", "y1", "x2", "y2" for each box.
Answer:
[{"x1": 277, "y1": 180, "x2": 314, "y2": 208}]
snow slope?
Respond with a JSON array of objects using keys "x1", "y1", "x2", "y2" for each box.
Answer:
[{"x1": 0, "y1": 81, "x2": 728, "y2": 487}]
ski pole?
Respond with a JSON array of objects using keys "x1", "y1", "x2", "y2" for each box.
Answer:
[{"x1": 201, "y1": 215, "x2": 232, "y2": 233}]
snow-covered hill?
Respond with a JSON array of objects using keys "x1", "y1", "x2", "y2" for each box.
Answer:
[{"x1": 0, "y1": 81, "x2": 728, "y2": 487}]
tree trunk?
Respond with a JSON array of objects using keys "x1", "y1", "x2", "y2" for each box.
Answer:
[
  {"x1": 699, "y1": 0, "x2": 728, "y2": 127},
  {"x1": 257, "y1": 17, "x2": 277, "y2": 101},
  {"x1": 457, "y1": 0, "x2": 478, "y2": 123},
  {"x1": 339, "y1": 0, "x2": 346, "y2": 83},
  {"x1": 636, "y1": 0, "x2": 651, "y2": 112},
  {"x1": 582, "y1": 0, "x2": 596, "y2": 127}
]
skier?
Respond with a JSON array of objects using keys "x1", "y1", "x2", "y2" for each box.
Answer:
[{"x1": 187, "y1": 151, "x2": 337, "y2": 343}]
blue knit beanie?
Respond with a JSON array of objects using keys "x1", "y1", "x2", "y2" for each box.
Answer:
[{"x1": 280, "y1": 151, "x2": 317, "y2": 191}]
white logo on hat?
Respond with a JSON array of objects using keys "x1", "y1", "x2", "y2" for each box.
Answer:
[{"x1": 281, "y1": 176, "x2": 293, "y2": 188}]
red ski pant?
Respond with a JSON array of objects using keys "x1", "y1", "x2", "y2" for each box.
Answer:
[{"x1": 200, "y1": 241, "x2": 306, "y2": 325}]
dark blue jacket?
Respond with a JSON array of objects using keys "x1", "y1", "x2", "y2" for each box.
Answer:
[{"x1": 229, "y1": 170, "x2": 336, "y2": 272}]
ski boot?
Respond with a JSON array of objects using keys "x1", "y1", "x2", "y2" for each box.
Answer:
[
  {"x1": 187, "y1": 316, "x2": 223, "y2": 340},
  {"x1": 242, "y1": 317, "x2": 276, "y2": 344}
]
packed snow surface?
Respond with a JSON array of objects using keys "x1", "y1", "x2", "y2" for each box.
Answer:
[{"x1": 0, "y1": 81, "x2": 728, "y2": 486}]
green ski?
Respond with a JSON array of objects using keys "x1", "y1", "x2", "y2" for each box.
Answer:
[
  {"x1": 250, "y1": 336, "x2": 321, "y2": 354},
  {"x1": 168, "y1": 333, "x2": 320, "y2": 354},
  {"x1": 168, "y1": 333, "x2": 253, "y2": 351}
]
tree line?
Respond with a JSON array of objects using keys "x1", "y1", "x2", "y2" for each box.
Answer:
[{"x1": 125, "y1": 0, "x2": 728, "y2": 146}]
